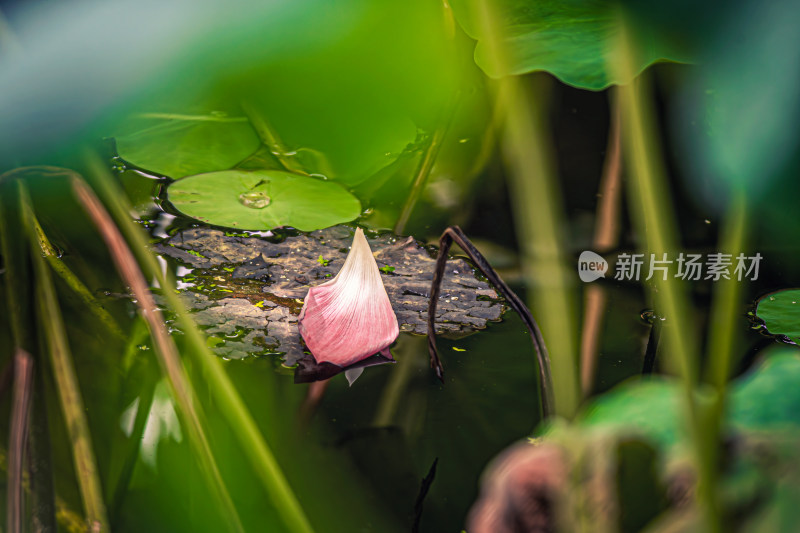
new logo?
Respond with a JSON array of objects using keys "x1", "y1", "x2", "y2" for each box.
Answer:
[{"x1": 578, "y1": 251, "x2": 608, "y2": 282}]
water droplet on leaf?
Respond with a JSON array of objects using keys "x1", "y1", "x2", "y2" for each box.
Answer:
[{"x1": 239, "y1": 191, "x2": 271, "y2": 209}]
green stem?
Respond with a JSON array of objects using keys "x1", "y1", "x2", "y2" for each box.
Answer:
[
  {"x1": 29, "y1": 349, "x2": 57, "y2": 533},
  {"x1": 474, "y1": 0, "x2": 580, "y2": 419},
  {"x1": 706, "y1": 194, "x2": 747, "y2": 390},
  {"x1": 2, "y1": 166, "x2": 124, "y2": 339},
  {"x1": 373, "y1": 336, "x2": 424, "y2": 426},
  {"x1": 21, "y1": 184, "x2": 111, "y2": 532},
  {"x1": 615, "y1": 55, "x2": 718, "y2": 533},
  {"x1": 81, "y1": 151, "x2": 315, "y2": 533},
  {"x1": 393, "y1": 99, "x2": 458, "y2": 235},
  {"x1": 241, "y1": 101, "x2": 310, "y2": 176},
  {"x1": 1, "y1": 177, "x2": 57, "y2": 533},
  {"x1": 28, "y1": 201, "x2": 124, "y2": 339},
  {"x1": 107, "y1": 318, "x2": 157, "y2": 523},
  {"x1": 501, "y1": 78, "x2": 581, "y2": 419},
  {"x1": 71, "y1": 176, "x2": 245, "y2": 533},
  {"x1": 0, "y1": 446, "x2": 84, "y2": 533}
]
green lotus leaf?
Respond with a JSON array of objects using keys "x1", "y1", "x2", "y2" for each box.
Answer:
[
  {"x1": 167, "y1": 170, "x2": 361, "y2": 231},
  {"x1": 755, "y1": 289, "x2": 800, "y2": 344},
  {"x1": 115, "y1": 112, "x2": 261, "y2": 179},
  {"x1": 449, "y1": 0, "x2": 692, "y2": 90}
]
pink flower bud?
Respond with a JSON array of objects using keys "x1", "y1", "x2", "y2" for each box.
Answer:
[{"x1": 298, "y1": 227, "x2": 399, "y2": 367}]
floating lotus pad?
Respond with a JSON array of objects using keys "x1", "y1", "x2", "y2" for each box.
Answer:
[
  {"x1": 167, "y1": 170, "x2": 362, "y2": 231},
  {"x1": 755, "y1": 289, "x2": 800, "y2": 344}
]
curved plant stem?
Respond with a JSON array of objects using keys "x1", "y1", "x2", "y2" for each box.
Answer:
[
  {"x1": 580, "y1": 90, "x2": 622, "y2": 396},
  {"x1": 71, "y1": 177, "x2": 245, "y2": 533},
  {"x1": 7, "y1": 348, "x2": 34, "y2": 533},
  {"x1": 21, "y1": 186, "x2": 110, "y2": 532},
  {"x1": 427, "y1": 226, "x2": 554, "y2": 419},
  {"x1": 82, "y1": 151, "x2": 315, "y2": 533}
]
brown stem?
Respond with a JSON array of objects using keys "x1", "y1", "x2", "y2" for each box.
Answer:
[
  {"x1": 427, "y1": 226, "x2": 554, "y2": 419},
  {"x1": 579, "y1": 91, "x2": 622, "y2": 396}
]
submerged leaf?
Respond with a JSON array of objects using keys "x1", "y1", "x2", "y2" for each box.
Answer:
[{"x1": 166, "y1": 170, "x2": 361, "y2": 231}]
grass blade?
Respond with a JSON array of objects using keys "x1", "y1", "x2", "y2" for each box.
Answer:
[{"x1": 21, "y1": 185, "x2": 110, "y2": 532}]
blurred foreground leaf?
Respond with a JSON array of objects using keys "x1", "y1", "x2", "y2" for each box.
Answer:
[
  {"x1": 579, "y1": 348, "x2": 800, "y2": 449},
  {"x1": 449, "y1": 0, "x2": 692, "y2": 89}
]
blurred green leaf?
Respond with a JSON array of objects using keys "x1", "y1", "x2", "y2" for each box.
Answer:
[
  {"x1": 167, "y1": 169, "x2": 361, "y2": 231},
  {"x1": 449, "y1": 0, "x2": 691, "y2": 89},
  {"x1": 579, "y1": 379, "x2": 682, "y2": 449},
  {"x1": 115, "y1": 112, "x2": 260, "y2": 179},
  {"x1": 579, "y1": 348, "x2": 800, "y2": 450},
  {"x1": 729, "y1": 349, "x2": 800, "y2": 430}
]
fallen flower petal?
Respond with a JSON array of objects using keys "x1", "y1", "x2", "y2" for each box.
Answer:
[{"x1": 298, "y1": 227, "x2": 399, "y2": 367}]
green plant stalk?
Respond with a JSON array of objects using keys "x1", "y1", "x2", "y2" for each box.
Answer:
[
  {"x1": 241, "y1": 101, "x2": 311, "y2": 176},
  {"x1": 22, "y1": 190, "x2": 110, "y2": 532},
  {"x1": 501, "y1": 78, "x2": 580, "y2": 419},
  {"x1": 701, "y1": 193, "x2": 747, "y2": 529},
  {"x1": 82, "y1": 151, "x2": 315, "y2": 533},
  {"x1": 394, "y1": 101, "x2": 457, "y2": 235},
  {"x1": 28, "y1": 203, "x2": 124, "y2": 339},
  {"x1": 706, "y1": 194, "x2": 747, "y2": 391},
  {"x1": 373, "y1": 336, "x2": 424, "y2": 427},
  {"x1": 0, "y1": 178, "x2": 57, "y2": 533},
  {"x1": 474, "y1": 0, "x2": 580, "y2": 419},
  {"x1": 616, "y1": 62, "x2": 718, "y2": 533},
  {"x1": 0, "y1": 446, "x2": 85, "y2": 533},
  {"x1": 72, "y1": 176, "x2": 245, "y2": 533},
  {"x1": 0, "y1": 185, "x2": 27, "y2": 350},
  {"x1": 107, "y1": 318, "x2": 157, "y2": 521},
  {"x1": 29, "y1": 349, "x2": 57, "y2": 533}
]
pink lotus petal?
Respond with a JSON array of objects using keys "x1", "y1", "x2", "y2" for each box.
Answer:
[{"x1": 298, "y1": 227, "x2": 399, "y2": 367}]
